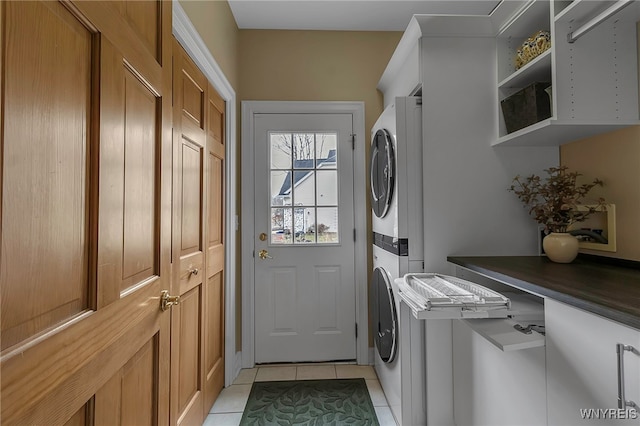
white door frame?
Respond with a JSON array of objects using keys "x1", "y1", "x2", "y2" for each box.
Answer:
[
  {"x1": 241, "y1": 101, "x2": 368, "y2": 368},
  {"x1": 172, "y1": 2, "x2": 239, "y2": 386}
]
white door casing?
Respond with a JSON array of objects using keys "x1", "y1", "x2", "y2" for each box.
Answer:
[{"x1": 242, "y1": 102, "x2": 368, "y2": 367}]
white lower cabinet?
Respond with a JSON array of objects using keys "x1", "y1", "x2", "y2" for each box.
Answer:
[{"x1": 546, "y1": 299, "x2": 640, "y2": 425}]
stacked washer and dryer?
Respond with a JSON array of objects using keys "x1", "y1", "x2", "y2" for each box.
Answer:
[{"x1": 370, "y1": 96, "x2": 426, "y2": 426}]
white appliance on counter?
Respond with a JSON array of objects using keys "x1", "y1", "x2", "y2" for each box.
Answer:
[{"x1": 370, "y1": 96, "x2": 425, "y2": 426}]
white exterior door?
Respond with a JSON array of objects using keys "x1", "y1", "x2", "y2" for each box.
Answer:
[{"x1": 253, "y1": 113, "x2": 356, "y2": 363}]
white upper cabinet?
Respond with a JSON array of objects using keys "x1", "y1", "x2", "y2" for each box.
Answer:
[{"x1": 495, "y1": 0, "x2": 640, "y2": 146}]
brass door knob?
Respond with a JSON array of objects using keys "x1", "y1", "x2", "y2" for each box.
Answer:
[
  {"x1": 258, "y1": 249, "x2": 272, "y2": 259},
  {"x1": 160, "y1": 290, "x2": 180, "y2": 311}
]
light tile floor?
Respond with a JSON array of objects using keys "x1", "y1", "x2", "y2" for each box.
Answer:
[{"x1": 203, "y1": 364, "x2": 398, "y2": 426}]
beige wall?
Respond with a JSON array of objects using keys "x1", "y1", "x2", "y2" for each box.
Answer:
[
  {"x1": 561, "y1": 126, "x2": 640, "y2": 261},
  {"x1": 179, "y1": 0, "x2": 239, "y2": 89},
  {"x1": 238, "y1": 30, "x2": 402, "y2": 139}
]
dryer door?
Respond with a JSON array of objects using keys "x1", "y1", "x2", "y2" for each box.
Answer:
[
  {"x1": 370, "y1": 129, "x2": 395, "y2": 218},
  {"x1": 371, "y1": 267, "x2": 398, "y2": 363}
]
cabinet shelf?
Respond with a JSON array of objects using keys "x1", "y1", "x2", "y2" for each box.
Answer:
[
  {"x1": 498, "y1": 49, "x2": 552, "y2": 89},
  {"x1": 493, "y1": 0, "x2": 640, "y2": 146},
  {"x1": 493, "y1": 119, "x2": 640, "y2": 147}
]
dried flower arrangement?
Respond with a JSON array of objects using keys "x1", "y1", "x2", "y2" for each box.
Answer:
[{"x1": 509, "y1": 166, "x2": 606, "y2": 233}]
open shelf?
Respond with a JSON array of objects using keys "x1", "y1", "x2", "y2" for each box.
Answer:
[{"x1": 499, "y1": 49, "x2": 552, "y2": 89}]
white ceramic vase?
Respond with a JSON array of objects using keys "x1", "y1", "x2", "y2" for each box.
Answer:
[{"x1": 543, "y1": 232, "x2": 579, "y2": 263}]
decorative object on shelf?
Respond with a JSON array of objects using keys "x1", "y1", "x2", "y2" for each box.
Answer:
[
  {"x1": 509, "y1": 166, "x2": 607, "y2": 263},
  {"x1": 542, "y1": 232, "x2": 580, "y2": 263},
  {"x1": 515, "y1": 30, "x2": 551, "y2": 70},
  {"x1": 501, "y1": 82, "x2": 552, "y2": 134}
]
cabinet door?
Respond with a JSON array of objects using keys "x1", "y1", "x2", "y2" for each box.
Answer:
[
  {"x1": 546, "y1": 299, "x2": 640, "y2": 425},
  {"x1": 1, "y1": 1, "x2": 173, "y2": 424}
]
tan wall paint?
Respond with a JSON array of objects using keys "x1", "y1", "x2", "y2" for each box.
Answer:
[
  {"x1": 179, "y1": 0, "x2": 239, "y2": 89},
  {"x1": 239, "y1": 30, "x2": 402, "y2": 140},
  {"x1": 560, "y1": 126, "x2": 640, "y2": 261}
]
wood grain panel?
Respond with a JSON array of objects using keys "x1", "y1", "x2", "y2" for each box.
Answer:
[
  {"x1": 182, "y1": 71, "x2": 205, "y2": 130},
  {"x1": 207, "y1": 245, "x2": 225, "y2": 278},
  {"x1": 94, "y1": 373, "x2": 121, "y2": 426},
  {"x1": 181, "y1": 140, "x2": 203, "y2": 255},
  {"x1": 93, "y1": 332, "x2": 161, "y2": 426},
  {"x1": 1, "y1": 0, "x2": 92, "y2": 351},
  {"x1": 208, "y1": 154, "x2": 224, "y2": 248},
  {"x1": 121, "y1": 338, "x2": 157, "y2": 425},
  {"x1": 207, "y1": 85, "x2": 225, "y2": 159},
  {"x1": 177, "y1": 287, "x2": 203, "y2": 422},
  {"x1": 209, "y1": 98, "x2": 224, "y2": 147},
  {"x1": 2, "y1": 280, "x2": 170, "y2": 425},
  {"x1": 64, "y1": 403, "x2": 89, "y2": 426},
  {"x1": 122, "y1": 1, "x2": 160, "y2": 61},
  {"x1": 122, "y1": 68, "x2": 158, "y2": 286},
  {"x1": 204, "y1": 83, "x2": 225, "y2": 415},
  {"x1": 204, "y1": 272, "x2": 224, "y2": 410}
]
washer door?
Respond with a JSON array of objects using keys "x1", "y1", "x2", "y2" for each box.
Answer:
[
  {"x1": 370, "y1": 129, "x2": 395, "y2": 218},
  {"x1": 371, "y1": 267, "x2": 397, "y2": 363}
]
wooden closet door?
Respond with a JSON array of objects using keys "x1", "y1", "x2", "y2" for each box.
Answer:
[
  {"x1": 0, "y1": 1, "x2": 173, "y2": 424},
  {"x1": 204, "y1": 82, "x2": 226, "y2": 412},
  {"x1": 171, "y1": 39, "x2": 207, "y2": 426},
  {"x1": 171, "y1": 39, "x2": 226, "y2": 424}
]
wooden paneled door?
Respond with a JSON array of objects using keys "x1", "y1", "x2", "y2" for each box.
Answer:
[
  {"x1": 1, "y1": 1, "x2": 173, "y2": 425},
  {"x1": 171, "y1": 39, "x2": 225, "y2": 425}
]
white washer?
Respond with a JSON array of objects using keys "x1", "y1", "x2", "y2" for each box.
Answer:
[{"x1": 370, "y1": 97, "x2": 424, "y2": 425}]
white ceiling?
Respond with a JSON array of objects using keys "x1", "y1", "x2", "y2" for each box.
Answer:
[{"x1": 227, "y1": 0, "x2": 503, "y2": 31}]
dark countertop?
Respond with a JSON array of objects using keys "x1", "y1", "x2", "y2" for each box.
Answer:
[{"x1": 447, "y1": 255, "x2": 640, "y2": 330}]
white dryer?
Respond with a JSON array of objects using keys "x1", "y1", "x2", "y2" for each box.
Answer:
[{"x1": 370, "y1": 97, "x2": 425, "y2": 425}]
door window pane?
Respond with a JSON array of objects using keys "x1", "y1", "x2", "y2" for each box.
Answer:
[
  {"x1": 270, "y1": 134, "x2": 292, "y2": 169},
  {"x1": 294, "y1": 207, "x2": 315, "y2": 244},
  {"x1": 271, "y1": 208, "x2": 293, "y2": 244},
  {"x1": 316, "y1": 133, "x2": 337, "y2": 169},
  {"x1": 269, "y1": 131, "x2": 340, "y2": 245},
  {"x1": 271, "y1": 171, "x2": 292, "y2": 206},
  {"x1": 316, "y1": 170, "x2": 337, "y2": 206},
  {"x1": 293, "y1": 133, "x2": 315, "y2": 168},
  {"x1": 317, "y1": 208, "x2": 339, "y2": 244},
  {"x1": 293, "y1": 171, "x2": 315, "y2": 206}
]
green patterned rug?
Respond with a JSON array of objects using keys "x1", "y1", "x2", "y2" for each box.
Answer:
[{"x1": 240, "y1": 378, "x2": 380, "y2": 426}]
